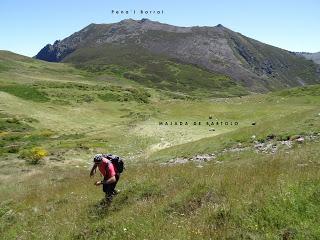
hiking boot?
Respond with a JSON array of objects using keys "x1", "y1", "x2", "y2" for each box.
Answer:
[
  {"x1": 105, "y1": 194, "x2": 113, "y2": 202},
  {"x1": 112, "y1": 189, "x2": 120, "y2": 195}
]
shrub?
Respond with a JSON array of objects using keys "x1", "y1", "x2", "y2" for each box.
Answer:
[
  {"x1": 19, "y1": 147, "x2": 48, "y2": 164},
  {"x1": 5, "y1": 118, "x2": 20, "y2": 124},
  {"x1": 7, "y1": 144, "x2": 20, "y2": 153}
]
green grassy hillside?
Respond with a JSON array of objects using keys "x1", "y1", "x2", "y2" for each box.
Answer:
[
  {"x1": 1, "y1": 51, "x2": 320, "y2": 239},
  {"x1": 63, "y1": 44, "x2": 248, "y2": 98}
]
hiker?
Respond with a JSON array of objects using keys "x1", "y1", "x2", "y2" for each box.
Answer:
[{"x1": 90, "y1": 154, "x2": 121, "y2": 202}]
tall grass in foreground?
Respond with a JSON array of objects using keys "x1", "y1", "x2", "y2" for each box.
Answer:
[{"x1": 1, "y1": 141, "x2": 319, "y2": 239}]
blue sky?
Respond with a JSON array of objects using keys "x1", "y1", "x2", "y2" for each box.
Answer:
[{"x1": 1, "y1": 0, "x2": 319, "y2": 57}]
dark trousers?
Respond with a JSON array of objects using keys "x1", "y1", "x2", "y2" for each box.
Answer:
[{"x1": 103, "y1": 174, "x2": 120, "y2": 196}]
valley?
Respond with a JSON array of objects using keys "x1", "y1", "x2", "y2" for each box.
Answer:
[{"x1": 0, "y1": 19, "x2": 320, "y2": 239}]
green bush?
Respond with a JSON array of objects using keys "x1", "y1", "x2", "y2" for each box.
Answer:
[
  {"x1": 7, "y1": 144, "x2": 20, "y2": 153},
  {"x1": 19, "y1": 147, "x2": 48, "y2": 164},
  {"x1": 98, "y1": 92, "x2": 121, "y2": 102}
]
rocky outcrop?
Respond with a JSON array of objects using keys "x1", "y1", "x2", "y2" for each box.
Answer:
[
  {"x1": 36, "y1": 40, "x2": 75, "y2": 62},
  {"x1": 161, "y1": 133, "x2": 320, "y2": 166}
]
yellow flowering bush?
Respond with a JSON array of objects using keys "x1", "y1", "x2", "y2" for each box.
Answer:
[{"x1": 19, "y1": 147, "x2": 48, "y2": 164}]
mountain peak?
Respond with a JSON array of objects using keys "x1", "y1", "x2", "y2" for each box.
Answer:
[
  {"x1": 139, "y1": 18, "x2": 151, "y2": 23},
  {"x1": 35, "y1": 20, "x2": 320, "y2": 91},
  {"x1": 119, "y1": 18, "x2": 136, "y2": 24},
  {"x1": 119, "y1": 18, "x2": 152, "y2": 24}
]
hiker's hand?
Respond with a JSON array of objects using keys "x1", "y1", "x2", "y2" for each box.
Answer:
[{"x1": 94, "y1": 181, "x2": 102, "y2": 186}]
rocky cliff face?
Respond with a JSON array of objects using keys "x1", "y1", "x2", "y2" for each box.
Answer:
[{"x1": 36, "y1": 19, "x2": 320, "y2": 92}]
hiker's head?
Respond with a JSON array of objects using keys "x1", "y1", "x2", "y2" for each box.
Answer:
[{"x1": 93, "y1": 154, "x2": 103, "y2": 164}]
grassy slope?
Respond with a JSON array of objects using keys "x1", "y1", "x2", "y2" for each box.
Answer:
[
  {"x1": 149, "y1": 94, "x2": 320, "y2": 162},
  {"x1": 0, "y1": 51, "x2": 320, "y2": 239},
  {"x1": 1, "y1": 140, "x2": 320, "y2": 239},
  {"x1": 63, "y1": 44, "x2": 248, "y2": 98},
  {"x1": 228, "y1": 32, "x2": 320, "y2": 89}
]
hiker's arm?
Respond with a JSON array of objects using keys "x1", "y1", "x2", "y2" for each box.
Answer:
[
  {"x1": 90, "y1": 164, "x2": 97, "y2": 177},
  {"x1": 95, "y1": 176, "x2": 116, "y2": 186},
  {"x1": 103, "y1": 176, "x2": 116, "y2": 184}
]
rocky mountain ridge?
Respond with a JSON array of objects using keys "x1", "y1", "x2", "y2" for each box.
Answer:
[{"x1": 36, "y1": 19, "x2": 320, "y2": 92}]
